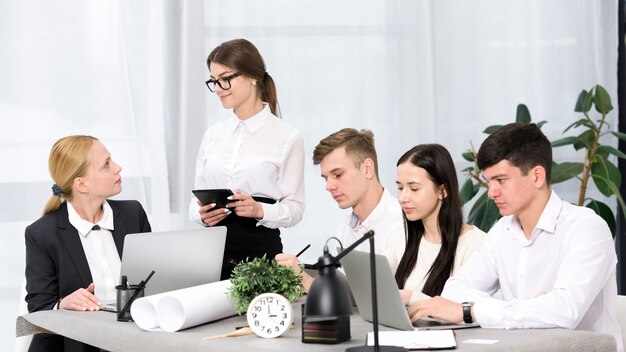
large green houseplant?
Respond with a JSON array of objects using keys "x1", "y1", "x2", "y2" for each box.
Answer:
[
  {"x1": 460, "y1": 84, "x2": 626, "y2": 236},
  {"x1": 228, "y1": 255, "x2": 303, "y2": 315}
]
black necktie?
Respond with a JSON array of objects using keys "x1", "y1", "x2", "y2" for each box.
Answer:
[{"x1": 92, "y1": 224, "x2": 101, "y2": 231}]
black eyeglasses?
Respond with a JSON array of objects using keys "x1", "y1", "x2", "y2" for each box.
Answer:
[{"x1": 205, "y1": 72, "x2": 242, "y2": 92}]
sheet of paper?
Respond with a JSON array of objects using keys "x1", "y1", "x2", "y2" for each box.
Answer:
[
  {"x1": 367, "y1": 329, "x2": 456, "y2": 350},
  {"x1": 462, "y1": 338, "x2": 499, "y2": 344},
  {"x1": 130, "y1": 280, "x2": 236, "y2": 332}
]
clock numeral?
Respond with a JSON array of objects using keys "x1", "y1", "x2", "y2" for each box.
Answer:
[
  {"x1": 280, "y1": 305, "x2": 285, "y2": 311},
  {"x1": 254, "y1": 320, "x2": 259, "y2": 326},
  {"x1": 266, "y1": 328, "x2": 272, "y2": 334},
  {"x1": 252, "y1": 313, "x2": 257, "y2": 318},
  {"x1": 283, "y1": 313, "x2": 287, "y2": 319},
  {"x1": 280, "y1": 321, "x2": 285, "y2": 326},
  {"x1": 254, "y1": 306, "x2": 261, "y2": 311},
  {"x1": 275, "y1": 326, "x2": 279, "y2": 332}
]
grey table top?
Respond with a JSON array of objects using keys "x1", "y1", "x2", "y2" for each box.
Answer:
[{"x1": 16, "y1": 302, "x2": 616, "y2": 352}]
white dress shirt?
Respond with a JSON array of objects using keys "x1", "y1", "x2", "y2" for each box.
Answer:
[
  {"x1": 67, "y1": 201, "x2": 120, "y2": 301},
  {"x1": 189, "y1": 104, "x2": 305, "y2": 229},
  {"x1": 335, "y1": 188, "x2": 404, "y2": 253},
  {"x1": 385, "y1": 226, "x2": 485, "y2": 305},
  {"x1": 441, "y1": 191, "x2": 623, "y2": 351}
]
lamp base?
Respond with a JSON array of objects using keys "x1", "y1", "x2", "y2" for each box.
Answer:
[
  {"x1": 346, "y1": 346, "x2": 408, "y2": 352},
  {"x1": 302, "y1": 316, "x2": 351, "y2": 344}
]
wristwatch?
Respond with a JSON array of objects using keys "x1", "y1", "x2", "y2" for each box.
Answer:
[{"x1": 462, "y1": 301, "x2": 474, "y2": 324}]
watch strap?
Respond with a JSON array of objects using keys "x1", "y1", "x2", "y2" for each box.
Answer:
[{"x1": 462, "y1": 302, "x2": 473, "y2": 324}]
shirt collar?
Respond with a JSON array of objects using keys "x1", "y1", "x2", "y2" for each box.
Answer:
[
  {"x1": 67, "y1": 201, "x2": 115, "y2": 237},
  {"x1": 226, "y1": 104, "x2": 271, "y2": 134},
  {"x1": 533, "y1": 189, "x2": 561, "y2": 234},
  {"x1": 348, "y1": 188, "x2": 393, "y2": 230},
  {"x1": 504, "y1": 189, "x2": 560, "y2": 243}
]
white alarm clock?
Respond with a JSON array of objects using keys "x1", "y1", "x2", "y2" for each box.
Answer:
[{"x1": 246, "y1": 293, "x2": 293, "y2": 338}]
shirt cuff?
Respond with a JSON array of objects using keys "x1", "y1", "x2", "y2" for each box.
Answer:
[
  {"x1": 256, "y1": 203, "x2": 276, "y2": 227},
  {"x1": 473, "y1": 296, "x2": 509, "y2": 328}
]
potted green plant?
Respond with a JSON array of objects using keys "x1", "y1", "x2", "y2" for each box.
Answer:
[
  {"x1": 460, "y1": 84, "x2": 626, "y2": 236},
  {"x1": 228, "y1": 255, "x2": 303, "y2": 315}
]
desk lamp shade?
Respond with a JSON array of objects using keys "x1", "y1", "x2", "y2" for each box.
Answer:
[{"x1": 302, "y1": 248, "x2": 352, "y2": 344}]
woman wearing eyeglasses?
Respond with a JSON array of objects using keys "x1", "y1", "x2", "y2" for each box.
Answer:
[{"x1": 189, "y1": 39, "x2": 305, "y2": 280}]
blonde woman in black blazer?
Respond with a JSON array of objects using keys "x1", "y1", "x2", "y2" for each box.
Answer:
[{"x1": 24, "y1": 135, "x2": 151, "y2": 352}]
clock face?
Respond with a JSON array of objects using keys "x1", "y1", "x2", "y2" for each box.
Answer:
[{"x1": 246, "y1": 293, "x2": 293, "y2": 338}]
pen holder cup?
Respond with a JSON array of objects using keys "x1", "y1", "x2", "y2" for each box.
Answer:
[{"x1": 116, "y1": 284, "x2": 145, "y2": 322}]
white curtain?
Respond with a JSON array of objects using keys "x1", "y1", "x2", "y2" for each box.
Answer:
[{"x1": 1, "y1": 1, "x2": 618, "y2": 350}]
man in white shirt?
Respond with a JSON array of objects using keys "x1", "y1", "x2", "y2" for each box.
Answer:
[
  {"x1": 276, "y1": 128, "x2": 404, "y2": 291},
  {"x1": 408, "y1": 123, "x2": 623, "y2": 350}
]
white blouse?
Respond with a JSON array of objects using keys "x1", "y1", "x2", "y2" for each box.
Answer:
[
  {"x1": 67, "y1": 201, "x2": 120, "y2": 301},
  {"x1": 385, "y1": 226, "x2": 485, "y2": 305},
  {"x1": 189, "y1": 105, "x2": 305, "y2": 229}
]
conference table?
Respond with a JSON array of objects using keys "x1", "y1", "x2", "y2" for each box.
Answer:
[{"x1": 16, "y1": 301, "x2": 617, "y2": 352}]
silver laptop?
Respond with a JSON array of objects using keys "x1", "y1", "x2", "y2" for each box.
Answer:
[
  {"x1": 340, "y1": 249, "x2": 479, "y2": 330},
  {"x1": 120, "y1": 227, "x2": 227, "y2": 295},
  {"x1": 101, "y1": 227, "x2": 227, "y2": 312}
]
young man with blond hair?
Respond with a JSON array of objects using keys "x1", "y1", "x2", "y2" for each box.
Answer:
[{"x1": 276, "y1": 128, "x2": 404, "y2": 291}]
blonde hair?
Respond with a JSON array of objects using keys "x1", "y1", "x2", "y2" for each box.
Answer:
[
  {"x1": 312, "y1": 128, "x2": 379, "y2": 179},
  {"x1": 43, "y1": 135, "x2": 97, "y2": 215}
]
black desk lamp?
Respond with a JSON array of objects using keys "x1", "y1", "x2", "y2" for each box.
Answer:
[{"x1": 303, "y1": 230, "x2": 407, "y2": 352}]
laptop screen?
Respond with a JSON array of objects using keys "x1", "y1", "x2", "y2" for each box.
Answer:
[{"x1": 119, "y1": 227, "x2": 227, "y2": 296}]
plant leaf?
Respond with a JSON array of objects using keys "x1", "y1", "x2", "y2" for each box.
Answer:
[
  {"x1": 467, "y1": 192, "x2": 501, "y2": 232},
  {"x1": 593, "y1": 84, "x2": 613, "y2": 115},
  {"x1": 460, "y1": 179, "x2": 479, "y2": 206},
  {"x1": 591, "y1": 155, "x2": 622, "y2": 197},
  {"x1": 516, "y1": 104, "x2": 531, "y2": 124},
  {"x1": 462, "y1": 151, "x2": 475, "y2": 162},
  {"x1": 610, "y1": 131, "x2": 626, "y2": 142},
  {"x1": 585, "y1": 200, "x2": 616, "y2": 237},
  {"x1": 483, "y1": 125, "x2": 503, "y2": 134},
  {"x1": 550, "y1": 162, "x2": 583, "y2": 184},
  {"x1": 563, "y1": 118, "x2": 595, "y2": 133},
  {"x1": 581, "y1": 88, "x2": 594, "y2": 113},
  {"x1": 551, "y1": 136, "x2": 579, "y2": 148},
  {"x1": 573, "y1": 130, "x2": 595, "y2": 150},
  {"x1": 536, "y1": 120, "x2": 548, "y2": 129},
  {"x1": 597, "y1": 145, "x2": 626, "y2": 160},
  {"x1": 574, "y1": 89, "x2": 589, "y2": 112}
]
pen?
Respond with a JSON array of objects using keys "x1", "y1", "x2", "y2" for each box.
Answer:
[{"x1": 296, "y1": 244, "x2": 311, "y2": 258}]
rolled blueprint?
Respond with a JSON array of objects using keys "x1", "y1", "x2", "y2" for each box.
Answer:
[{"x1": 131, "y1": 280, "x2": 235, "y2": 332}]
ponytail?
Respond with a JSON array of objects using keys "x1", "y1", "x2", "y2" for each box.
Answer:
[
  {"x1": 261, "y1": 73, "x2": 280, "y2": 117},
  {"x1": 43, "y1": 195, "x2": 62, "y2": 215}
]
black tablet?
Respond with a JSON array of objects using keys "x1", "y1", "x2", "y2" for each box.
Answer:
[{"x1": 192, "y1": 189, "x2": 234, "y2": 209}]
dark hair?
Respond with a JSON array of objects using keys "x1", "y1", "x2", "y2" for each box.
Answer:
[
  {"x1": 207, "y1": 38, "x2": 280, "y2": 117},
  {"x1": 394, "y1": 144, "x2": 463, "y2": 297},
  {"x1": 476, "y1": 123, "x2": 552, "y2": 183},
  {"x1": 312, "y1": 128, "x2": 379, "y2": 179}
]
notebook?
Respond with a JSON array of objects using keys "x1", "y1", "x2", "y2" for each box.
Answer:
[
  {"x1": 340, "y1": 249, "x2": 479, "y2": 331},
  {"x1": 101, "y1": 227, "x2": 227, "y2": 312}
]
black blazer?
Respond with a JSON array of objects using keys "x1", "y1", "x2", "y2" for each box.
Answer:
[{"x1": 25, "y1": 199, "x2": 151, "y2": 352}]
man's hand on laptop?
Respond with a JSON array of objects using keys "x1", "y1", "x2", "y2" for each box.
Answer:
[
  {"x1": 407, "y1": 296, "x2": 463, "y2": 324},
  {"x1": 275, "y1": 253, "x2": 314, "y2": 293}
]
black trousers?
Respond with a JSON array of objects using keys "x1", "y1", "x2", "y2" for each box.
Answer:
[{"x1": 219, "y1": 197, "x2": 282, "y2": 280}]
